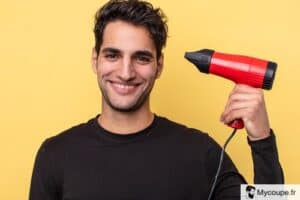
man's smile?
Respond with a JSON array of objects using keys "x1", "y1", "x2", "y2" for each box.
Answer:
[{"x1": 108, "y1": 80, "x2": 143, "y2": 95}]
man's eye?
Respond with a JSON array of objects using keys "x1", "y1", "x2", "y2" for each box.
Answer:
[
  {"x1": 104, "y1": 54, "x2": 119, "y2": 61},
  {"x1": 136, "y1": 55, "x2": 152, "y2": 64}
]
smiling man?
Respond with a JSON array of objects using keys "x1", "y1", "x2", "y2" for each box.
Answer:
[
  {"x1": 91, "y1": 19, "x2": 163, "y2": 133},
  {"x1": 29, "y1": 0, "x2": 283, "y2": 200}
]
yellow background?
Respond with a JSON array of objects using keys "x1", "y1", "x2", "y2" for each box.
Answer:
[{"x1": 1, "y1": 0, "x2": 299, "y2": 199}]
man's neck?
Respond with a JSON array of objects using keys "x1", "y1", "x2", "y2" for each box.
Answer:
[{"x1": 98, "y1": 106, "x2": 154, "y2": 135}]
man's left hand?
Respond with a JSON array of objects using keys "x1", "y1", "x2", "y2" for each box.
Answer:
[{"x1": 220, "y1": 84, "x2": 271, "y2": 141}]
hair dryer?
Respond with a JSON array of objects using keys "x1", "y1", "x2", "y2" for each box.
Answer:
[{"x1": 184, "y1": 49, "x2": 277, "y2": 129}]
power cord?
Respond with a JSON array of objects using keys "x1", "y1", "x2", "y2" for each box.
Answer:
[{"x1": 207, "y1": 128, "x2": 238, "y2": 200}]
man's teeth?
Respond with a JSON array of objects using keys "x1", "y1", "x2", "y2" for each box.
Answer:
[{"x1": 113, "y1": 83, "x2": 135, "y2": 89}]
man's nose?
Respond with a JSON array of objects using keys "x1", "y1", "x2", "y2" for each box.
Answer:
[{"x1": 119, "y1": 58, "x2": 136, "y2": 81}]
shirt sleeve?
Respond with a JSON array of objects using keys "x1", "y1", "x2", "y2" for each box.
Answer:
[
  {"x1": 29, "y1": 139, "x2": 61, "y2": 200},
  {"x1": 247, "y1": 129, "x2": 284, "y2": 184},
  {"x1": 205, "y1": 129, "x2": 284, "y2": 200}
]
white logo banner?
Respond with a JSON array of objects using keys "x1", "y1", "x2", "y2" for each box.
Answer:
[{"x1": 241, "y1": 184, "x2": 300, "y2": 200}]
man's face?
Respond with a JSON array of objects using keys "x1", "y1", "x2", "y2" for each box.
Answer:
[{"x1": 92, "y1": 20, "x2": 163, "y2": 112}]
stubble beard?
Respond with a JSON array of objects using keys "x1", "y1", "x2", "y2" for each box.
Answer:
[{"x1": 99, "y1": 81, "x2": 155, "y2": 113}]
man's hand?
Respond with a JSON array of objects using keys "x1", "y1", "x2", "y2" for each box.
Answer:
[{"x1": 220, "y1": 84, "x2": 271, "y2": 141}]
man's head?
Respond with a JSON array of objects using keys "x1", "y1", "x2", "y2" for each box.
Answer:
[
  {"x1": 91, "y1": 0, "x2": 168, "y2": 113},
  {"x1": 93, "y1": 0, "x2": 168, "y2": 59}
]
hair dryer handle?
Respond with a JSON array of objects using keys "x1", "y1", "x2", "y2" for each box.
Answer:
[{"x1": 228, "y1": 119, "x2": 244, "y2": 129}]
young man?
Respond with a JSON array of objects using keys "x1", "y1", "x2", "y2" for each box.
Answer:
[{"x1": 29, "y1": 0, "x2": 283, "y2": 199}]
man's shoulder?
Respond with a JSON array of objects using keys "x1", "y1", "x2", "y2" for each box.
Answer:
[
  {"x1": 41, "y1": 116, "x2": 97, "y2": 151},
  {"x1": 155, "y1": 115, "x2": 210, "y2": 142}
]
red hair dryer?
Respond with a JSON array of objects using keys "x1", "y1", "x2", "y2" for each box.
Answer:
[{"x1": 184, "y1": 49, "x2": 277, "y2": 129}]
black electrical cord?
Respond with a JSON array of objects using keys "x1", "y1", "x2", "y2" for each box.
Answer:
[{"x1": 207, "y1": 128, "x2": 238, "y2": 200}]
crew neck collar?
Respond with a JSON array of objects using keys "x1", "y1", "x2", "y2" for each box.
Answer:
[{"x1": 92, "y1": 114, "x2": 158, "y2": 143}]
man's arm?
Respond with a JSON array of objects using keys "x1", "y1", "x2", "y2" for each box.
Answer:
[
  {"x1": 207, "y1": 84, "x2": 284, "y2": 199},
  {"x1": 248, "y1": 130, "x2": 284, "y2": 183},
  {"x1": 29, "y1": 139, "x2": 61, "y2": 200},
  {"x1": 206, "y1": 131, "x2": 283, "y2": 200},
  {"x1": 220, "y1": 83, "x2": 284, "y2": 183}
]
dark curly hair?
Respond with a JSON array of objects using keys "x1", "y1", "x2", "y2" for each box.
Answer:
[{"x1": 93, "y1": 0, "x2": 168, "y2": 59}]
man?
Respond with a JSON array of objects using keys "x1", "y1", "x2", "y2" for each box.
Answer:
[{"x1": 29, "y1": 0, "x2": 283, "y2": 199}]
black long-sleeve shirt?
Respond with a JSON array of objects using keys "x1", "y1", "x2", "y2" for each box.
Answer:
[{"x1": 29, "y1": 115, "x2": 284, "y2": 200}]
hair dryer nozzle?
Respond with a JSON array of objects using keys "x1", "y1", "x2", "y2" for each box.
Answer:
[{"x1": 184, "y1": 49, "x2": 214, "y2": 73}]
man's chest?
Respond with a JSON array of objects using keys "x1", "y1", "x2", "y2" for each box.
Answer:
[{"x1": 61, "y1": 145, "x2": 209, "y2": 200}]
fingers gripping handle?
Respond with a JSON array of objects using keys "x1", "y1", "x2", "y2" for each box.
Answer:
[{"x1": 228, "y1": 119, "x2": 244, "y2": 129}]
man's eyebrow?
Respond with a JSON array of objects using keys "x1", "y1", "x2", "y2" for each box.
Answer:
[
  {"x1": 133, "y1": 50, "x2": 154, "y2": 58},
  {"x1": 100, "y1": 48, "x2": 154, "y2": 58},
  {"x1": 101, "y1": 47, "x2": 121, "y2": 54}
]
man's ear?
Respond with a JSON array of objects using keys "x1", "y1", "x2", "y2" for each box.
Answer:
[
  {"x1": 156, "y1": 54, "x2": 164, "y2": 78},
  {"x1": 91, "y1": 48, "x2": 99, "y2": 73}
]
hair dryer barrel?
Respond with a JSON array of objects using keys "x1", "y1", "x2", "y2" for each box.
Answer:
[{"x1": 184, "y1": 49, "x2": 277, "y2": 90}]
